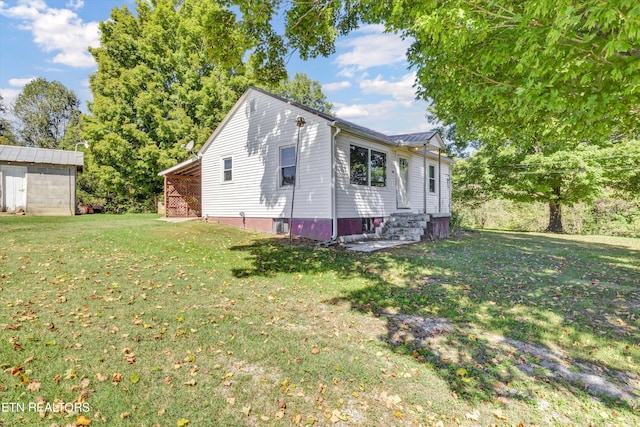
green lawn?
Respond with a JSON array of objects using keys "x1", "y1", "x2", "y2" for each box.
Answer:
[{"x1": 1, "y1": 215, "x2": 638, "y2": 426}]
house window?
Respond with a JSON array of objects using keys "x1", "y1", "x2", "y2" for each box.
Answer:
[
  {"x1": 350, "y1": 145, "x2": 368, "y2": 185},
  {"x1": 429, "y1": 165, "x2": 436, "y2": 193},
  {"x1": 280, "y1": 146, "x2": 296, "y2": 186},
  {"x1": 370, "y1": 150, "x2": 386, "y2": 187},
  {"x1": 223, "y1": 157, "x2": 232, "y2": 182},
  {"x1": 350, "y1": 145, "x2": 386, "y2": 187}
]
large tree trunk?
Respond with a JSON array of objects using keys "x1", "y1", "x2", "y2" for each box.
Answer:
[{"x1": 545, "y1": 192, "x2": 564, "y2": 233}]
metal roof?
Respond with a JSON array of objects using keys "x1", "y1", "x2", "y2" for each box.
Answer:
[
  {"x1": 158, "y1": 156, "x2": 201, "y2": 176},
  {"x1": 0, "y1": 145, "x2": 84, "y2": 167}
]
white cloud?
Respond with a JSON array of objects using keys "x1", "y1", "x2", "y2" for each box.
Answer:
[
  {"x1": 0, "y1": 0, "x2": 100, "y2": 68},
  {"x1": 8, "y1": 77, "x2": 36, "y2": 87},
  {"x1": 359, "y1": 73, "x2": 418, "y2": 104},
  {"x1": 322, "y1": 81, "x2": 351, "y2": 92},
  {"x1": 333, "y1": 99, "x2": 430, "y2": 134},
  {"x1": 334, "y1": 25, "x2": 411, "y2": 74},
  {"x1": 66, "y1": 0, "x2": 83, "y2": 10}
]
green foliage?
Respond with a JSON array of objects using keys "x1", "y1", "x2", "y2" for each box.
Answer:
[
  {"x1": 0, "y1": 94, "x2": 19, "y2": 146},
  {"x1": 266, "y1": 72, "x2": 334, "y2": 114},
  {"x1": 454, "y1": 137, "x2": 640, "y2": 232},
  {"x1": 12, "y1": 78, "x2": 80, "y2": 148},
  {"x1": 85, "y1": 0, "x2": 254, "y2": 211},
  {"x1": 84, "y1": 0, "x2": 335, "y2": 212},
  {"x1": 240, "y1": 0, "x2": 639, "y2": 142},
  {"x1": 455, "y1": 196, "x2": 640, "y2": 237}
]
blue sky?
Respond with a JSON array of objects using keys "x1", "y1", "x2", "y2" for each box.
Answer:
[{"x1": 0, "y1": 0, "x2": 432, "y2": 135}]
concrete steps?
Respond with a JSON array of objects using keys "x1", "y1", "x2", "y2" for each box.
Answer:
[{"x1": 381, "y1": 213, "x2": 430, "y2": 242}]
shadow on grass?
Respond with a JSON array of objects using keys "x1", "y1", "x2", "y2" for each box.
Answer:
[{"x1": 230, "y1": 232, "x2": 640, "y2": 411}]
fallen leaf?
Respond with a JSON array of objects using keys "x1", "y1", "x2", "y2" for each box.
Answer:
[
  {"x1": 76, "y1": 415, "x2": 92, "y2": 425},
  {"x1": 130, "y1": 374, "x2": 140, "y2": 384},
  {"x1": 177, "y1": 419, "x2": 190, "y2": 427},
  {"x1": 26, "y1": 380, "x2": 41, "y2": 391},
  {"x1": 183, "y1": 379, "x2": 196, "y2": 386},
  {"x1": 112, "y1": 373, "x2": 123, "y2": 384},
  {"x1": 494, "y1": 409, "x2": 508, "y2": 421},
  {"x1": 226, "y1": 397, "x2": 235, "y2": 405}
]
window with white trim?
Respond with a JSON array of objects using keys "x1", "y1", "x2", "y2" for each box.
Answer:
[
  {"x1": 280, "y1": 146, "x2": 296, "y2": 186},
  {"x1": 223, "y1": 157, "x2": 232, "y2": 182},
  {"x1": 429, "y1": 165, "x2": 436, "y2": 193},
  {"x1": 350, "y1": 144, "x2": 386, "y2": 187}
]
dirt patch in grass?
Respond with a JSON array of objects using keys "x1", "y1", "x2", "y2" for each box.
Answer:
[{"x1": 383, "y1": 312, "x2": 640, "y2": 407}]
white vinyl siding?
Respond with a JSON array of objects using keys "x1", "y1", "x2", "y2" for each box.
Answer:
[
  {"x1": 336, "y1": 134, "x2": 395, "y2": 218},
  {"x1": 279, "y1": 145, "x2": 296, "y2": 187},
  {"x1": 201, "y1": 90, "x2": 332, "y2": 219}
]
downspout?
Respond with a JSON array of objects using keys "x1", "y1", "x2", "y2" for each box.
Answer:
[
  {"x1": 438, "y1": 149, "x2": 442, "y2": 213},
  {"x1": 330, "y1": 124, "x2": 341, "y2": 240},
  {"x1": 423, "y1": 144, "x2": 427, "y2": 214}
]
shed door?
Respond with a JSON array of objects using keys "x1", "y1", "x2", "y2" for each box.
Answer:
[{"x1": 2, "y1": 166, "x2": 27, "y2": 212}]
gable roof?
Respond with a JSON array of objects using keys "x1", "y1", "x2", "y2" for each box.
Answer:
[
  {"x1": 162, "y1": 86, "x2": 451, "y2": 176},
  {"x1": 247, "y1": 86, "x2": 445, "y2": 150},
  {"x1": 0, "y1": 145, "x2": 84, "y2": 167}
]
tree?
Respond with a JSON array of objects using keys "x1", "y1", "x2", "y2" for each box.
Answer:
[
  {"x1": 85, "y1": 0, "x2": 334, "y2": 211},
  {"x1": 0, "y1": 94, "x2": 19, "y2": 146},
  {"x1": 455, "y1": 135, "x2": 640, "y2": 232},
  {"x1": 258, "y1": 0, "x2": 639, "y2": 143},
  {"x1": 84, "y1": 0, "x2": 254, "y2": 211},
  {"x1": 268, "y1": 72, "x2": 333, "y2": 114},
  {"x1": 12, "y1": 78, "x2": 80, "y2": 148}
]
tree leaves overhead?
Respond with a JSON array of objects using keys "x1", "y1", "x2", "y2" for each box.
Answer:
[
  {"x1": 257, "y1": 0, "x2": 639, "y2": 142},
  {"x1": 12, "y1": 78, "x2": 80, "y2": 148}
]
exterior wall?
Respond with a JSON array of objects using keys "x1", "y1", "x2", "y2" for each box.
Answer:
[
  {"x1": 26, "y1": 165, "x2": 76, "y2": 215},
  {"x1": 335, "y1": 133, "x2": 397, "y2": 219},
  {"x1": 335, "y1": 133, "x2": 453, "y2": 236},
  {"x1": 201, "y1": 90, "x2": 332, "y2": 239},
  {"x1": 206, "y1": 216, "x2": 332, "y2": 240},
  {"x1": 0, "y1": 163, "x2": 76, "y2": 215}
]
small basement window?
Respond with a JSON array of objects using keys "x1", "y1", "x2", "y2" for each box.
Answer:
[
  {"x1": 273, "y1": 218, "x2": 289, "y2": 234},
  {"x1": 362, "y1": 218, "x2": 375, "y2": 233}
]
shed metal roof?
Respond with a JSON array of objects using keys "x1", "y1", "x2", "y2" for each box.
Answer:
[{"x1": 0, "y1": 145, "x2": 84, "y2": 167}]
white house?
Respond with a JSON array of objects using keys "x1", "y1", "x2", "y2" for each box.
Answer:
[{"x1": 159, "y1": 87, "x2": 453, "y2": 241}]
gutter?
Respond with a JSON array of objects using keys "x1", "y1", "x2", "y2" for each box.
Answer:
[{"x1": 330, "y1": 123, "x2": 341, "y2": 240}]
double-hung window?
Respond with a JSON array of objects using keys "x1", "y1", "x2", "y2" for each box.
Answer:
[
  {"x1": 280, "y1": 146, "x2": 296, "y2": 186},
  {"x1": 223, "y1": 157, "x2": 232, "y2": 182},
  {"x1": 429, "y1": 165, "x2": 436, "y2": 193},
  {"x1": 350, "y1": 144, "x2": 386, "y2": 187}
]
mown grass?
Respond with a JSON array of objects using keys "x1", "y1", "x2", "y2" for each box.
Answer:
[{"x1": 0, "y1": 215, "x2": 638, "y2": 426}]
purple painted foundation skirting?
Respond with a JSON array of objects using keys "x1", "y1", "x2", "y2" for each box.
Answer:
[
  {"x1": 337, "y1": 218, "x2": 384, "y2": 236},
  {"x1": 291, "y1": 218, "x2": 333, "y2": 240}
]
